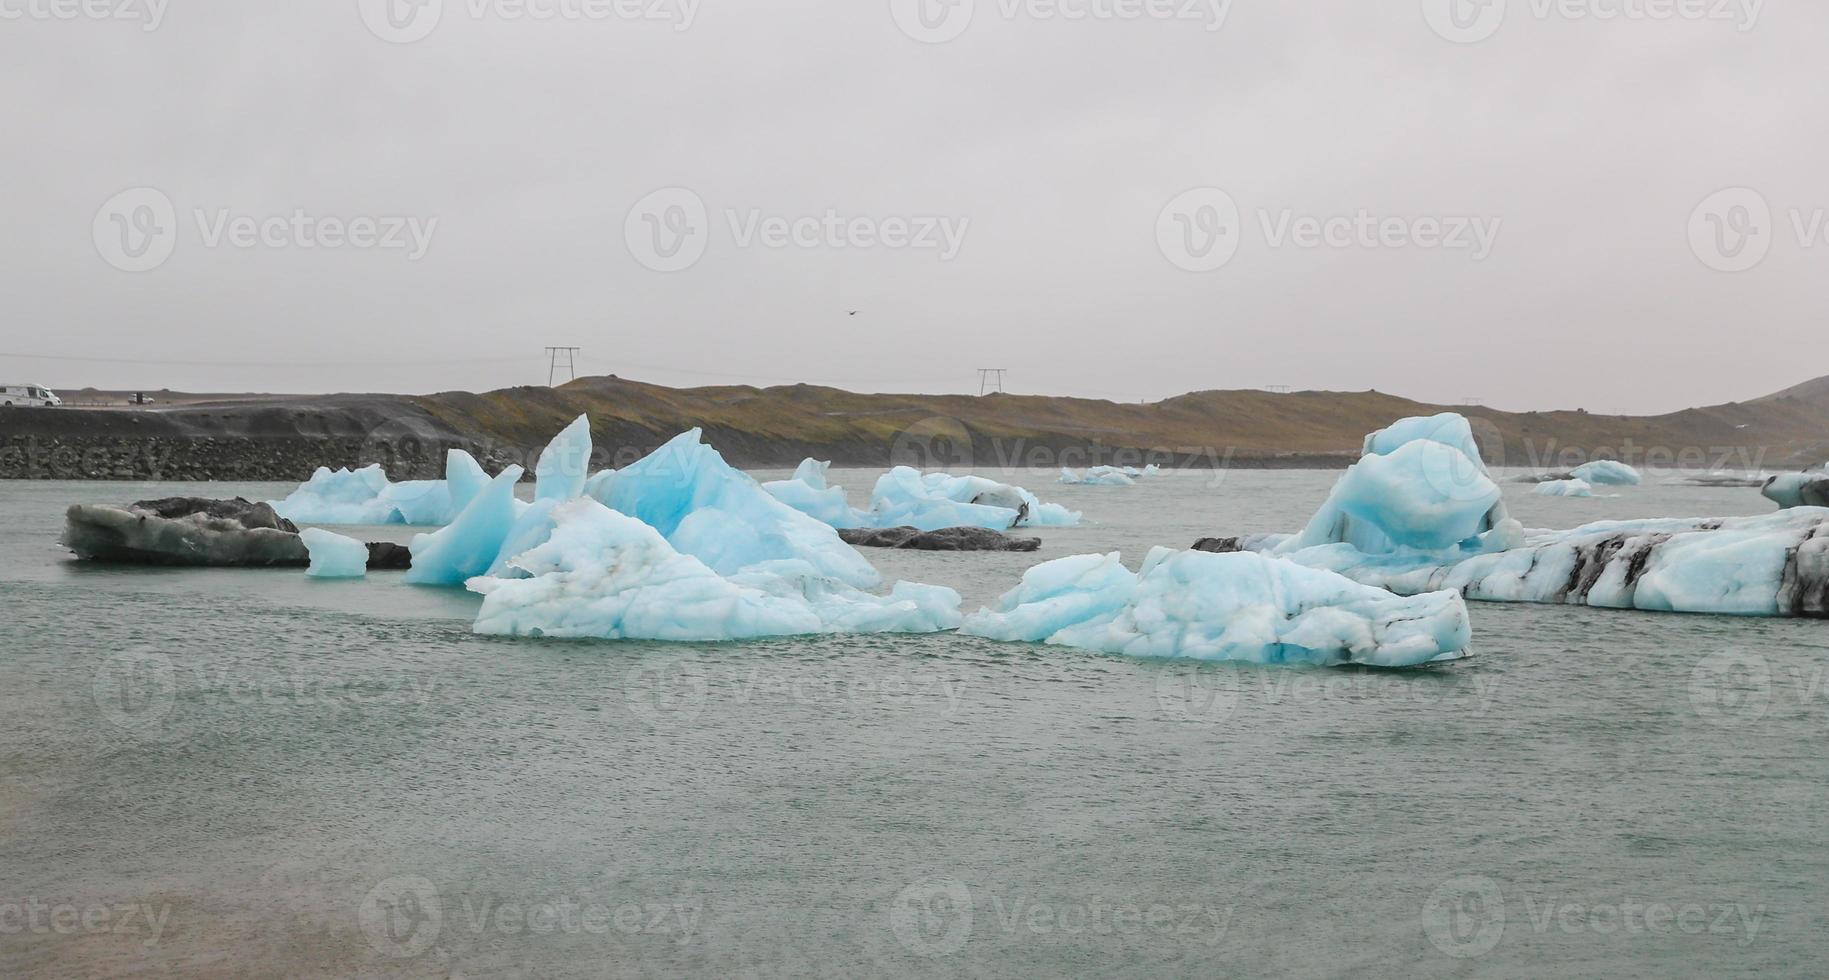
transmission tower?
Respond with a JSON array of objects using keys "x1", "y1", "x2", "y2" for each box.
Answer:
[
  {"x1": 977, "y1": 369, "x2": 1007, "y2": 396},
  {"x1": 546, "y1": 347, "x2": 581, "y2": 386}
]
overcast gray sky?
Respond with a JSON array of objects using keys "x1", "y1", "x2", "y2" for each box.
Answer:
[{"x1": 1, "y1": 0, "x2": 1823, "y2": 413}]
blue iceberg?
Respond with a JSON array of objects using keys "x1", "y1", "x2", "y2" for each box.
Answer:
[
  {"x1": 271, "y1": 450, "x2": 492, "y2": 526},
  {"x1": 1226, "y1": 413, "x2": 1829, "y2": 618},
  {"x1": 761, "y1": 459, "x2": 871, "y2": 529},
  {"x1": 471, "y1": 499, "x2": 962, "y2": 640},
  {"x1": 1570, "y1": 460, "x2": 1642, "y2": 486},
  {"x1": 535, "y1": 415, "x2": 593, "y2": 502},
  {"x1": 301, "y1": 528, "x2": 369, "y2": 579},
  {"x1": 1535, "y1": 479, "x2": 1595, "y2": 498},
  {"x1": 405, "y1": 466, "x2": 526, "y2": 586},
  {"x1": 586, "y1": 431, "x2": 881, "y2": 588},
  {"x1": 961, "y1": 548, "x2": 1470, "y2": 667},
  {"x1": 865, "y1": 467, "x2": 1082, "y2": 531}
]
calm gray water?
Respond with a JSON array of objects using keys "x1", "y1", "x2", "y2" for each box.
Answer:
[{"x1": 2, "y1": 470, "x2": 1824, "y2": 978}]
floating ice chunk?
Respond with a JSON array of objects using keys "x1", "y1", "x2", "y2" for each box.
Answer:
[
  {"x1": 301, "y1": 528, "x2": 369, "y2": 579},
  {"x1": 271, "y1": 465, "x2": 398, "y2": 525},
  {"x1": 866, "y1": 467, "x2": 1082, "y2": 531},
  {"x1": 405, "y1": 465, "x2": 525, "y2": 586},
  {"x1": 586, "y1": 430, "x2": 880, "y2": 588},
  {"x1": 1059, "y1": 466, "x2": 1137, "y2": 487},
  {"x1": 484, "y1": 498, "x2": 561, "y2": 579},
  {"x1": 1535, "y1": 479, "x2": 1594, "y2": 497},
  {"x1": 536, "y1": 415, "x2": 593, "y2": 502},
  {"x1": 1570, "y1": 460, "x2": 1642, "y2": 486},
  {"x1": 762, "y1": 459, "x2": 871, "y2": 528},
  {"x1": 962, "y1": 549, "x2": 1470, "y2": 667},
  {"x1": 1763, "y1": 470, "x2": 1829, "y2": 509},
  {"x1": 1282, "y1": 439, "x2": 1503, "y2": 554},
  {"x1": 470, "y1": 499, "x2": 962, "y2": 641}
]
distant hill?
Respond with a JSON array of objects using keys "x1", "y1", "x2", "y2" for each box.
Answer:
[{"x1": 4, "y1": 374, "x2": 1827, "y2": 480}]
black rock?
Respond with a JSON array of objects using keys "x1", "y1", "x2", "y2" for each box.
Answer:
[
  {"x1": 1190, "y1": 537, "x2": 1247, "y2": 554},
  {"x1": 131, "y1": 496, "x2": 298, "y2": 533},
  {"x1": 840, "y1": 526, "x2": 1042, "y2": 552},
  {"x1": 365, "y1": 541, "x2": 414, "y2": 570}
]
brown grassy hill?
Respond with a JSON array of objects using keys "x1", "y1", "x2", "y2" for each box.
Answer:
[{"x1": 5, "y1": 374, "x2": 1828, "y2": 480}]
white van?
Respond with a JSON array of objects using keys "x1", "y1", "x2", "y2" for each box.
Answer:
[{"x1": 1, "y1": 385, "x2": 62, "y2": 407}]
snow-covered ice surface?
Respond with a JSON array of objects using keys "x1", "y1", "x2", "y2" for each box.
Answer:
[
  {"x1": 471, "y1": 499, "x2": 961, "y2": 640},
  {"x1": 760, "y1": 459, "x2": 870, "y2": 528},
  {"x1": 1571, "y1": 460, "x2": 1643, "y2": 486},
  {"x1": 1249, "y1": 413, "x2": 1829, "y2": 618},
  {"x1": 1536, "y1": 478, "x2": 1595, "y2": 497},
  {"x1": 300, "y1": 528, "x2": 368, "y2": 579},
  {"x1": 961, "y1": 548, "x2": 1470, "y2": 667}
]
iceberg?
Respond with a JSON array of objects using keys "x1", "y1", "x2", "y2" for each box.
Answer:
[
  {"x1": 961, "y1": 548, "x2": 1470, "y2": 668},
  {"x1": 1211, "y1": 413, "x2": 1829, "y2": 618},
  {"x1": 1535, "y1": 479, "x2": 1594, "y2": 498},
  {"x1": 586, "y1": 431, "x2": 880, "y2": 588},
  {"x1": 761, "y1": 459, "x2": 871, "y2": 529},
  {"x1": 866, "y1": 467, "x2": 1082, "y2": 531},
  {"x1": 470, "y1": 499, "x2": 962, "y2": 641},
  {"x1": 405, "y1": 465, "x2": 526, "y2": 586},
  {"x1": 301, "y1": 528, "x2": 369, "y2": 579},
  {"x1": 1059, "y1": 466, "x2": 1137, "y2": 487},
  {"x1": 535, "y1": 415, "x2": 593, "y2": 502},
  {"x1": 270, "y1": 450, "x2": 492, "y2": 526},
  {"x1": 1278, "y1": 415, "x2": 1513, "y2": 556},
  {"x1": 1763, "y1": 470, "x2": 1829, "y2": 509},
  {"x1": 1570, "y1": 460, "x2": 1642, "y2": 486}
]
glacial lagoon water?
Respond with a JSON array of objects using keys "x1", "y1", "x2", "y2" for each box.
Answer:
[{"x1": 2, "y1": 470, "x2": 1824, "y2": 977}]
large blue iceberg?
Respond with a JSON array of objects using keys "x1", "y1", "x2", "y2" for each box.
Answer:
[
  {"x1": 1223, "y1": 413, "x2": 1829, "y2": 618},
  {"x1": 961, "y1": 548, "x2": 1470, "y2": 667},
  {"x1": 587, "y1": 432, "x2": 880, "y2": 588},
  {"x1": 470, "y1": 499, "x2": 962, "y2": 641}
]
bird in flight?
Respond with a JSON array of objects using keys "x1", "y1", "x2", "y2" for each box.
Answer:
[{"x1": 847, "y1": 310, "x2": 859, "y2": 316}]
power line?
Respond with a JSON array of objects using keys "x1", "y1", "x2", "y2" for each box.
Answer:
[
  {"x1": 546, "y1": 347, "x2": 580, "y2": 387},
  {"x1": 977, "y1": 368, "x2": 1007, "y2": 396}
]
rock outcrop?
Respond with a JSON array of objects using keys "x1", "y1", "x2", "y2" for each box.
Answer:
[{"x1": 839, "y1": 526, "x2": 1042, "y2": 552}]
